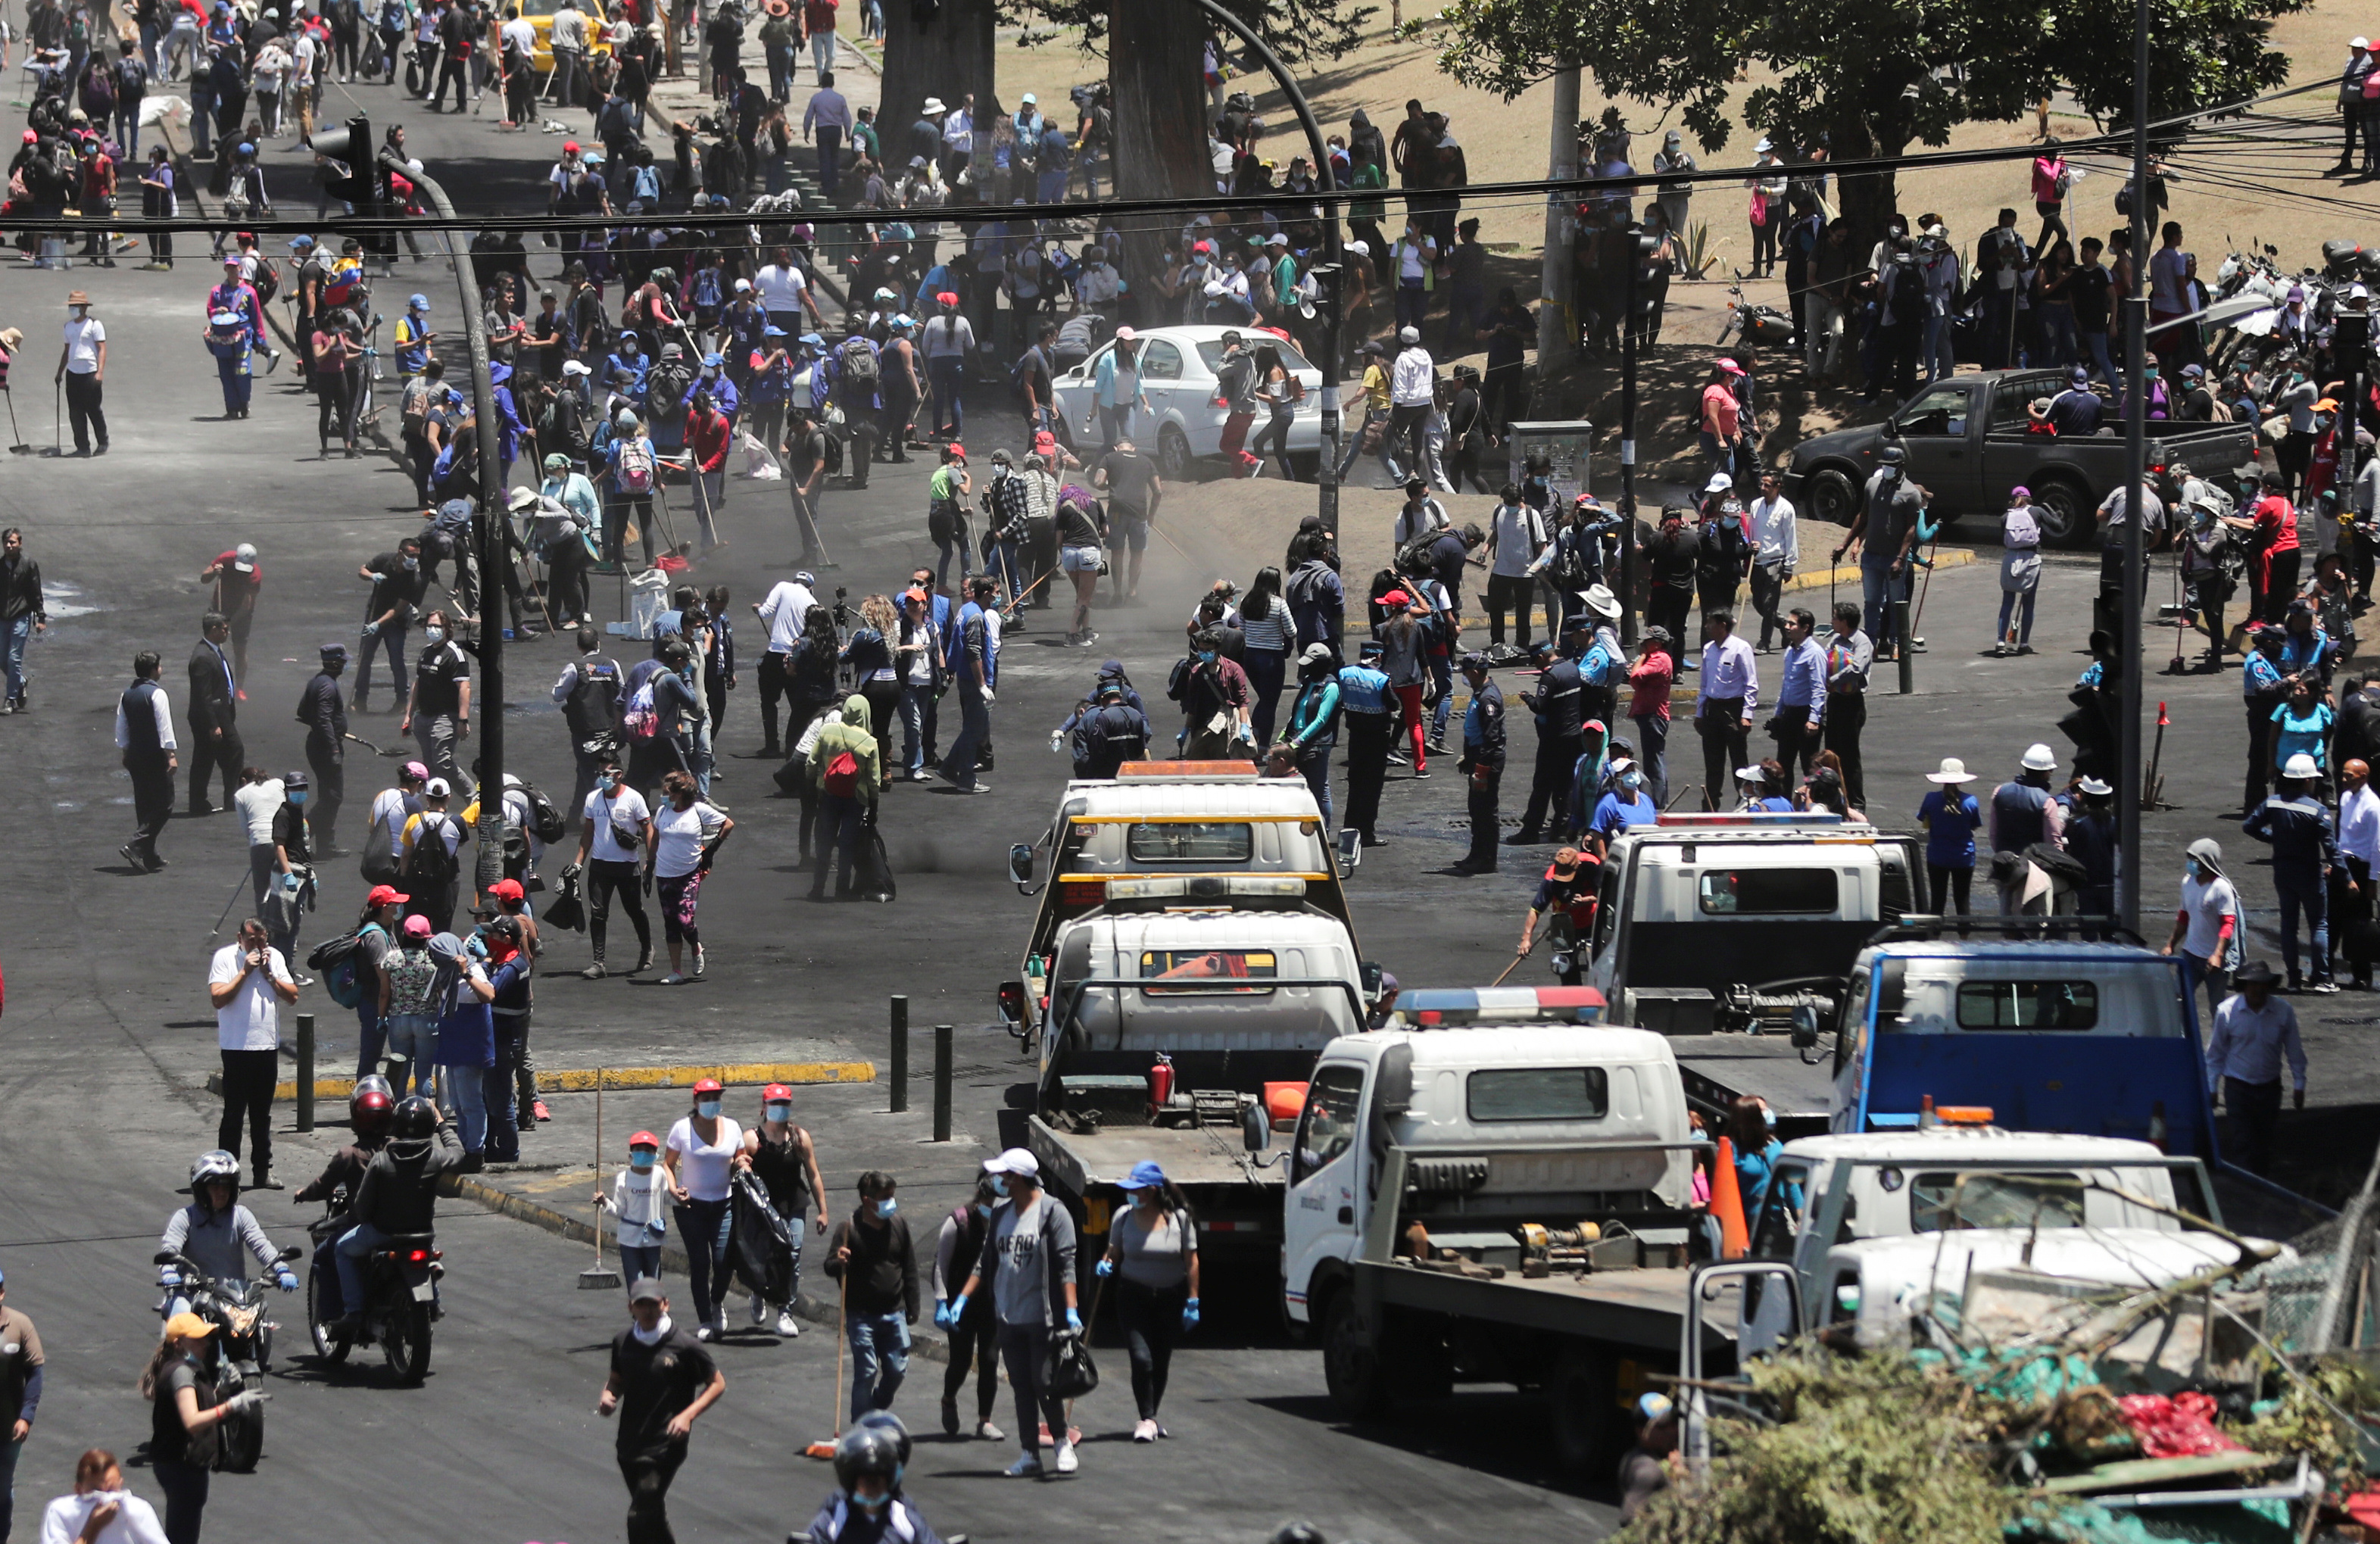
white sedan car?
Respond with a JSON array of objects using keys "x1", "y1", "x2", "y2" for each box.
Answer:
[{"x1": 1048, "y1": 324, "x2": 1329, "y2": 482}]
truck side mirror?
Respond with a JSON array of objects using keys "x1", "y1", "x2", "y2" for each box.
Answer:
[
  {"x1": 1790, "y1": 1004, "x2": 1821, "y2": 1051},
  {"x1": 1362, "y1": 960, "x2": 1384, "y2": 997},
  {"x1": 1008, "y1": 843, "x2": 1034, "y2": 888},
  {"x1": 1240, "y1": 1101, "x2": 1270, "y2": 1153}
]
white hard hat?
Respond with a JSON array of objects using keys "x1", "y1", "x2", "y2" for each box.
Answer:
[
  {"x1": 2020, "y1": 743, "x2": 2057, "y2": 772},
  {"x1": 2285, "y1": 753, "x2": 2321, "y2": 781}
]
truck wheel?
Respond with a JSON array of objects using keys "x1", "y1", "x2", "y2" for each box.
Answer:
[
  {"x1": 1546, "y1": 1342, "x2": 1620, "y2": 1474},
  {"x1": 1804, "y1": 467, "x2": 1858, "y2": 528},
  {"x1": 1321, "y1": 1293, "x2": 1392, "y2": 1421},
  {"x1": 2032, "y1": 476, "x2": 2093, "y2": 549}
]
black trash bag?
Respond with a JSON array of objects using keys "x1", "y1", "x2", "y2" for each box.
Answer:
[
  {"x1": 857, "y1": 825, "x2": 897, "y2": 903},
  {"x1": 728, "y1": 1169, "x2": 796, "y2": 1305},
  {"x1": 543, "y1": 862, "x2": 587, "y2": 932},
  {"x1": 1041, "y1": 1326, "x2": 1099, "y2": 1400}
]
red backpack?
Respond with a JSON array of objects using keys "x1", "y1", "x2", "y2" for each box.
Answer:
[{"x1": 820, "y1": 750, "x2": 859, "y2": 797}]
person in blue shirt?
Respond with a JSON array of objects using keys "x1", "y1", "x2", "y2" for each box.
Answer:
[
  {"x1": 2244, "y1": 751, "x2": 2338, "y2": 992},
  {"x1": 1771, "y1": 607, "x2": 1827, "y2": 776},
  {"x1": 2242, "y1": 626, "x2": 2291, "y2": 812},
  {"x1": 1282, "y1": 643, "x2": 1343, "y2": 830},
  {"x1": 1727, "y1": 1097, "x2": 1798, "y2": 1222},
  {"x1": 394, "y1": 295, "x2": 433, "y2": 379},
  {"x1": 606, "y1": 331, "x2": 650, "y2": 403},
  {"x1": 2281, "y1": 600, "x2": 2332, "y2": 688},
  {"x1": 1589, "y1": 757, "x2": 1658, "y2": 855},
  {"x1": 697, "y1": 353, "x2": 740, "y2": 429},
  {"x1": 2271, "y1": 677, "x2": 2335, "y2": 792},
  {"x1": 1337, "y1": 641, "x2": 1394, "y2": 848},
  {"x1": 1917, "y1": 756, "x2": 1984, "y2": 915}
]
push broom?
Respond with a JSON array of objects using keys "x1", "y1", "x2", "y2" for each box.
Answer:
[{"x1": 579, "y1": 1071, "x2": 622, "y2": 1290}]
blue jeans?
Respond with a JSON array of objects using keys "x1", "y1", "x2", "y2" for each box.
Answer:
[
  {"x1": 1395, "y1": 280, "x2": 1427, "y2": 332},
  {"x1": 1996, "y1": 585, "x2": 2039, "y2": 647},
  {"x1": 847, "y1": 1310, "x2": 910, "y2": 1418},
  {"x1": 1428, "y1": 652, "x2": 1454, "y2": 740},
  {"x1": 944, "y1": 680, "x2": 991, "y2": 788},
  {"x1": 1861, "y1": 564, "x2": 1904, "y2": 650},
  {"x1": 1245, "y1": 647, "x2": 1288, "y2": 747},
  {"x1": 900, "y1": 683, "x2": 932, "y2": 773},
  {"x1": 1099, "y1": 404, "x2": 1134, "y2": 449},
  {"x1": 674, "y1": 1196, "x2": 733, "y2": 1324},
  {"x1": 354, "y1": 1000, "x2": 385, "y2": 1080},
  {"x1": 358, "y1": 620, "x2": 409, "y2": 703},
  {"x1": 1037, "y1": 167, "x2": 1066, "y2": 204},
  {"x1": 444, "y1": 1056, "x2": 489, "y2": 1153},
  {"x1": 2083, "y1": 328, "x2": 2116, "y2": 386},
  {"x1": 2276, "y1": 867, "x2": 2331, "y2": 984},
  {"x1": 334, "y1": 1219, "x2": 395, "y2": 1314},
  {"x1": 2038, "y1": 307, "x2": 2079, "y2": 368},
  {"x1": 3, "y1": 615, "x2": 30, "y2": 703},
  {"x1": 619, "y1": 1243, "x2": 663, "y2": 1298},
  {"x1": 0, "y1": 1433, "x2": 20, "y2": 1544},
  {"x1": 1922, "y1": 313, "x2": 1954, "y2": 383},
  {"x1": 927, "y1": 355, "x2": 964, "y2": 434},
  {"x1": 2179, "y1": 949, "x2": 2230, "y2": 1031},
  {"x1": 1336, "y1": 410, "x2": 1403, "y2": 485},
  {"x1": 382, "y1": 1012, "x2": 438, "y2": 1098},
  {"x1": 1299, "y1": 742, "x2": 1334, "y2": 829},
  {"x1": 1633, "y1": 713, "x2": 1669, "y2": 806}
]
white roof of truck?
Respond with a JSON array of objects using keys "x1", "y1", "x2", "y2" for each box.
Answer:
[
  {"x1": 1059, "y1": 778, "x2": 1324, "y2": 822},
  {"x1": 1341, "y1": 1025, "x2": 1681, "y2": 1070},
  {"x1": 1068, "y1": 908, "x2": 1358, "y2": 953},
  {"x1": 1783, "y1": 1128, "x2": 2171, "y2": 1166}
]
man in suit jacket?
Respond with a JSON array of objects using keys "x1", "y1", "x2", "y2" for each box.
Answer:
[{"x1": 188, "y1": 610, "x2": 244, "y2": 813}]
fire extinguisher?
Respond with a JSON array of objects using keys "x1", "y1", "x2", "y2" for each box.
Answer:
[{"x1": 1148, "y1": 1051, "x2": 1175, "y2": 1112}]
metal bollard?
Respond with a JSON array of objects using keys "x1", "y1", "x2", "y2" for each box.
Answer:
[
  {"x1": 1895, "y1": 598, "x2": 1915, "y2": 695},
  {"x1": 295, "y1": 1013, "x2": 316, "y2": 1132},
  {"x1": 889, "y1": 995, "x2": 908, "y2": 1114},
  {"x1": 934, "y1": 1025, "x2": 953, "y2": 1142}
]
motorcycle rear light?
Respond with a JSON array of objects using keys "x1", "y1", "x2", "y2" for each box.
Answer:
[{"x1": 407, "y1": 1249, "x2": 429, "y2": 1263}]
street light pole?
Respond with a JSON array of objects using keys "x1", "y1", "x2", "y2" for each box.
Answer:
[
  {"x1": 1193, "y1": 0, "x2": 1343, "y2": 534},
  {"x1": 2117, "y1": 0, "x2": 2151, "y2": 936},
  {"x1": 1539, "y1": 67, "x2": 1580, "y2": 410}
]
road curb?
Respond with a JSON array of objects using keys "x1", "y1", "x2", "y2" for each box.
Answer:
[
  {"x1": 452, "y1": 1169, "x2": 950, "y2": 1362},
  {"x1": 1782, "y1": 549, "x2": 1977, "y2": 597},
  {"x1": 205, "y1": 1059, "x2": 877, "y2": 1102}
]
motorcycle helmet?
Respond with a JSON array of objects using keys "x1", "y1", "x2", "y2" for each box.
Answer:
[
  {"x1": 856, "y1": 1410, "x2": 912, "y2": 1471},
  {"x1": 351, "y1": 1081, "x2": 396, "y2": 1140},
  {"x1": 189, "y1": 1149, "x2": 241, "y2": 1199},
  {"x1": 833, "y1": 1423, "x2": 904, "y2": 1496},
  {"x1": 388, "y1": 1095, "x2": 438, "y2": 1153},
  {"x1": 1878, "y1": 444, "x2": 1907, "y2": 467}
]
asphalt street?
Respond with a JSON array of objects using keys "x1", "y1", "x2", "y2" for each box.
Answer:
[{"x1": 1, "y1": 51, "x2": 2377, "y2": 1544}]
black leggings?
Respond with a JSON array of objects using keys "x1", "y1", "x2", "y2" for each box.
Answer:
[
  {"x1": 316, "y1": 377, "x2": 354, "y2": 448},
  {"x1": 1926, "y1": 861, "x2": 1974, "y2": 916},
  {"x1": 587, "y1": 856, "x2": 650, "y2": 960},
  {"x1": 1115, "y1": 1277, "x2": 1189, "y2": 1420},
  {"x1": 1250, "y1": 407, "x2": 1295, "y2": 475},
  {"x1": 942, "y1": 1302, "x2": 999, "y2": 1422}
]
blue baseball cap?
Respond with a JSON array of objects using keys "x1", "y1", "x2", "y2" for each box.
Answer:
[
  {"x1": 407, "y1": 293, "x2": 429, "y2": 310},
  {"x1": 763, "y1": 324, "x2": 788, "y2": 338},
  {"x1": 799, "y1": 332, "x2": 825, "y2": 346},
  {"x1": 701, "y1": 351, "x2": 723, "y2": 367},
  {"x1": 1119, "y1": 1160, "x2": 1168, "y2": 1190}
]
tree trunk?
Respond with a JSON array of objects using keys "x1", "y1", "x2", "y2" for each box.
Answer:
[
  {"x1": 880, "y1": 0, "x2": 993, "y2": 167},
  {"x1": 1108, "y1": 1, "x2": 1212, "y2": 298},
  {"x1": 1827, "y1": 104, "x2": 1898, "y2": 250}
]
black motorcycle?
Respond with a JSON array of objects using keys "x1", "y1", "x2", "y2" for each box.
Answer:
[
  {"x1": 154, "y1": 1245, "x2": 301, "y2": 1472},
  {"x1": 304, "y1": 1197, "x2": 443, "y2": 1383}
]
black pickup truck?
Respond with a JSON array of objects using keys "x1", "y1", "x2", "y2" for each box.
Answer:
[{"x1": 1781, "y1": 369, "x2": 2257, "y2": 547}]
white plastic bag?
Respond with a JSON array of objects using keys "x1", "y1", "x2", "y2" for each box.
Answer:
[{"x1": 740, "y1": 431, "x2": 781, "y2": 480}]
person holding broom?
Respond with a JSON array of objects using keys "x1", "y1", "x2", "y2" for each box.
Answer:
[{"x1": 822, "y1": 1171, "x2": 918, "y2": 1421}]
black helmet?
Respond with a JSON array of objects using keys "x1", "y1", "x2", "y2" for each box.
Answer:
[
  {"x1": 1272, "y1": 1527, "x2": 1328, "y2": 1544},
  {"x1": 1878, "y1": 444, "x2": 1906, "y2": 467},
  {"x1": 389, "y1": 1096, "x2": 438, "y2": 1148},
  {"x1": 856, "y1": 1411, "x2": 911, "y2": 1471},
  {"x1": 833, "y1": 1424, "x2": 904, "y2": 1496}
]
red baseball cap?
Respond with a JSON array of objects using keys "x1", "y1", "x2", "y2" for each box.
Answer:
[
  {"x1": 937, "y1": 291, "x2": 959, "y2": 307},
  {"x1": 947, "y1": 443, "x2": 967, "y2": 459},
  {"x1": 1382, "y1": 589, "x2": 1411, "y2": 609},
  {"x1": 366, "y1": 884, "x2": 410, "y2": 907},
  {"x1": 628, "y1": 1130, "x2": 660, "y2": 1149},
  {"x1": 692, "y1": 1077, "x2": 725, "y2": 1095},
  {"x1": 489, "y1": 878, "x2": 526, "y2": 902},
  {"x1": 763, "y1": 1084, "x2": 794, "y2": 1102}
]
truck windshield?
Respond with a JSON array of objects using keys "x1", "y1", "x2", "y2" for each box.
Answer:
[
  {"x1": 1699, "y1": 869, "x2": 1839, "y2": 915},
  {"x1": 1126, "y1": 822, "x2": 1254, "y2": 862},
  {"x1": 1139, "y1": 949, "x2": 1277, "y2": 994},
  {"x1": 1955, "y1": 980, "x2": 2098, "y2": 1030},
  {"x1": 1886, "y1": 961, "x2": 2184, "y2": 1037},
  {"x1": 1465, "y1": 1067, "x2": 1609, "y2": 1121},
  {"x1": 1910, "y1": 1171, "x2": 2085, "y2": 1230},
  {"x1": 1293, "y1": 1065, "x2": 1364, "y2": 1183},
  {"x1": 1896, "y1": 383, "x2": 1970, "y2": 437}
]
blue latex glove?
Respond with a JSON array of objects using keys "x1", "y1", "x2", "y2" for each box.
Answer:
[
  {"x1": 1094, "y1": 1256, "x2": 1114, "y2": 1277},
  {"x1": 1065, "y1": 1306, "x2": 1083, "y2": 1333},
  {"x1": 950, "y1": 1293, "x2": 969, "y2": 1322},
  {"x1": 276, "y1": 1270, "x2": 299, "y2": 1293},
  {"x1": 279, "y1": 872, "x2": 301, "y2": 893},
  {"x1": 932, "y1": 1299, "x2": 952, "y2": 1330},
  {"x1": 1181, "y1": 1297, "x2": 1200, "y2": 1331}
]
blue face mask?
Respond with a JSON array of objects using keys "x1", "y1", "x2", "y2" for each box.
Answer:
[
  {"x1": 2185, "y1": 859, "x2": 2202, "y2": 880},
  {"x1": 290, "y1": 791, "x2": 309, "y2": 805},
  {"x1": 875, "y1": 1198, "x2": 899, "y2": 1218},
  {"x1": 764, "y1": 1103, "x2": 791, "y2": 1124},
  {"x1": 852, "y1": 1490, "x2": 889, "y2": 1513},
  {"x1": 630, "y1": 1151, "x2": 656, "y2": 1170},
  {"x1": 989, "y1": 1174, "x2": 1009, "y2": 1197},
  {"x1": 973, "y1": 1203, "x2": 993, "y2": 1218},
  {"x1": 1621, "y1": 772, "x2": 1643, "y2": 791},
  {"x1": 696, "y1": 1100, "x2": 722, "y2": 1119},
  {"x1": 599, "y1": 774, "x2": 619, "y2": 793}
]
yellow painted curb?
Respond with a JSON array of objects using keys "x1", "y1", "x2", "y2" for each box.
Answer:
[
  {"x1": 207, "y1": 1060, "x2": 876, "y2": 1103},
  {"x1": 1783, "y1": 550, "x2": 1977, "y2": 596}
]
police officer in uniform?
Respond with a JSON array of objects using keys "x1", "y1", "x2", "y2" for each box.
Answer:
[
  {"x1": 1452, "y1": 651, "x2": 1506, "y2": 875},
  {"x1": 1072, "y1": 680, "x2": 1151, "y2": 778},
  {"x1": 1511, "y1": 616, "x2": 1589, "y2": 845},
  {"x1": 299, "y1": 643, "x2": 350, "y2": 850}
]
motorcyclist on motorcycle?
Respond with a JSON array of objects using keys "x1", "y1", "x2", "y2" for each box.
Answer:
[
  {"x1": 329, "y1": 1094, "x2": 463, "y2": 1337},
  {"x1": 295, "y1": 1077, "x2": 397, "y2": 1321},
  {"x1": 159, "y1": 1151, "x2": 298, "y2": 1318},
  {"x1": 803, "y1": 1416, "x2": 950, "y2": 1544}
]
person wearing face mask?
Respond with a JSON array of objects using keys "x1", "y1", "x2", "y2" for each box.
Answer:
[
  {"x1": 1095, "y1": 1161, "x2": 1199, "y2": 1443},
  {"x1": 737, "y1": 1087, "x2": 828, "y2": 1337},
  {"x1": 806, "y1": 1421, "x2": 951, "y2": 1544},
  {"x1": 577, "y1": 753, "x2": 656, "y2": 978},
  {"x1": 650, "y1": 770, "x2": 731, "y2": 986},
  {"x1": 825, "y1": 1173, "x2": 920, "y2": 1421},
  {"x1": 265, "y1": 769, "x2": 314, "y2": 970},
  {"x1": 663, "y1": 1079, "x2": 743, "y2": 1341},
  {"x1": 951, "y1": 1147, "x2": 1081, "y2": 1477},
  {"x1": 402, "y1": 610, "x2": 473, "y2": 796},
  {"x1": 39, "y1": 1448, "x2": 170, "y2": 1544},
  {"x1": 1587, "y1": 760, "x2": 1658, "y2": 856},
  {"x1": 931, "y1": 1178, "x2": 1003, "y2": 1440},
  {"x1": 141, "y1": 1318, "x2": 262, "y2": 1544},
  {"x1": 599, "y1": 1278, "x2": 726, "y2": 1544},
  {"x1": 355, "y1": 538, "x2": 426, "y2": 716},
  {"x1": 599, "y1": 1131, "x2": 671, "y2": 1301}
]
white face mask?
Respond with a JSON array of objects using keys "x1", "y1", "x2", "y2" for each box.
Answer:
[{"x1": 629, "y1": 1312, "x2": 672, "y2": 1345}]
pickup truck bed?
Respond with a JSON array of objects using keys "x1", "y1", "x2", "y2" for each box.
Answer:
[
  {"x1": 1025, "y1": 1114, "x2": 1283, "y2": 1255},
  {"x1": 1669, "y1": 1034, "x2": 1839, "y2": 1138},
  {"x1": 1357, "y1": 1258, "x2": 1736, "y2": 1356}
]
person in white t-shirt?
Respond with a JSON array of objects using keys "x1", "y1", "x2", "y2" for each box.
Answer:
[
  {"x1": 650, "y1": 770, "x2": 732, "y2": 984},
  {"x1": 54, "y1": 293, "x2": 106, "y2": 457},
  {"x1": 208, "y1": 918, "x2": 299, "y2": 1187},
  {"x1": 574, "y1": 754, "x2": 654, "y2": 978},
  {"x1": 2161, "y1": 836, "x2": 2238, "y2": 1027},
  {"x1": 1483, "y1": 488, "x2": 1546, "y2": 654},
  {"x1": 753, "y1": 247, "x2": 823, "y2": 335},
  {"x1": 40, "y1": 1449, "x2": 172, "y2": 1544}
]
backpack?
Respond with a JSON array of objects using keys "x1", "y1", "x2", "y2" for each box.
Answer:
[
  {"x1": 521, "y1": 780, "x2": 567, "y2": 844},
  {"x1": 647, "y1": 359, "x2": 693, "y2": 419},
  {"x1": 251, "y1": 256, "x2": 280, "y2": 305},
  {"x1": 615, "y1": 437, "x2": 657, "y2": 494},
  {"x1": 819, "y1": 749, "x2": 859, "y2": 797},
  {"x1": 566, "y1": 656, "x2": 622, "y2": 738},
  {"x1": 821, "y1": 429, "x2": 844, "y2": 476},
  {"x1": 307, "y1": 928, "x2": 371, "y2": 1009},
  {"x1": 114, "y1": 55, "x2": 145, "y2": 95},
  {"x1": 838, "y1": 335, "x2": 879, "y2": 391},
  {"x1": 622, "y1": 678, "x2": 660, "y2": 740},
  {"x1": 408, "y1": 815, "x2": 460, "y2": 886},
  {"x1": 1394, "y1": 532, "x2": 1444, "y2": 576},
  {"x1": 631, "y1": 163, "x2": 662, "y2": 206}
]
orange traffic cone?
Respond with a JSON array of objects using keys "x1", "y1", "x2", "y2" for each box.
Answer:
[{"x1": 1711, "y1": 1137, "x2": 1749, "y2": 1260}]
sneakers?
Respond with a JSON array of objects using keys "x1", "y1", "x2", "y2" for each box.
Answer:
[
  {"x1": 692, "y1": 944, "x2": 707, "y2": 978},
  {"x1": 976, "y1": 1418, "x2": 1005, "y2": 1440},
  {"x1": 1053, "y1": 1440, "x2": 1078, "y2": 1474},
  {"x1": 632, "y1": 947, "x2": 655, "y2": 975},
  {"x1": 659, "y1": 971, "x2": 689, "y2": 985},
  {"x1": 943, "y1": 1396, "x2": 962, "y2": 1436},
  {"x1": 1132, "y1": 1418, "x2": 1159, "y2": 1443},
  {"x1": 750, "y1": 1293, "x2": 768, "y2": 1327},
  {"x1": 777, "y1": 1309, "x2": 800, "y2": 1336},
  {"x1": 2314, "y1": 979, "x2": 2342, "y2": 994},
  {"x1": 579, "y1": 962, "x2": 607, "y2": 980},
  {"x1": 1003, "y1": 1453, "x2": 1043, "y2": 1478},
  {"x1": 695, "y1": 1323, "x2": 717, "y2": 1343}
]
